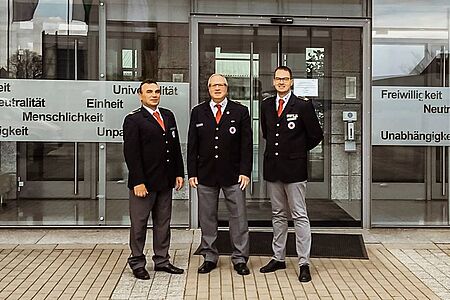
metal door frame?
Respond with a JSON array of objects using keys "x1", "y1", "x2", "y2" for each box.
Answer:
[{"x1": 190, "y1": 15, "x2": 372, "y2": 228}]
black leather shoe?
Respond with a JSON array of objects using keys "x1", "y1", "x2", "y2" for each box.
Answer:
[
  {"x1": 299, "y1": 265, "x2": 311, "y2": 282},
  {"x1": 132, "y1": 267, "x2": 150, "y2": 280},
  {"x1": 234, "y1": 263, "x2": 250, "y2": 275},
  {"x1": 154, "y1": 263, "x2": 184, "y2": 274},
  {"x1": 198, "y1": 261, "x2": 216, "y2": 274},
  {"x1": 260, "y1": 259, "x2": 286, "y2": 273}
]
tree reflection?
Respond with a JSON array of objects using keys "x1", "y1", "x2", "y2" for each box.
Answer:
[{"x1": 8, "y1": 49, "x2": 42, "y2": 79}]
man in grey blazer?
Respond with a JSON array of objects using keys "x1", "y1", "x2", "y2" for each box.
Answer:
[
  {"x1": 187, "y1": 74, "x2": 253, "y2": 275},
  {"x1": 259, "y1": 66, "x2": 323, "y2": 282}
]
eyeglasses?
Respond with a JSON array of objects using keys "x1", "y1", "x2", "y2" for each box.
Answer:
[
  {"x1": 274, "y1": 77, "x2": 291, "y2": 82},
  {"x1": 209, "y1": 83, "x2": 227, "y2": 88}
]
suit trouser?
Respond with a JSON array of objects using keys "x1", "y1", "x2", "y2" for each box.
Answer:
[
  {"x1": 197, "y1": 184, "x2": 249, "y2": 265},
  {"x1": 267, "y1": 180, "x2": 310, "y2": 266},
  {"x1": 128, "y1": 189, "x2": 172, "y2": 271}
]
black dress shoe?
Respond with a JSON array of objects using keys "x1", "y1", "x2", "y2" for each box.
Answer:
[
  {"x1": 299, "y1": 265, "x2": 311, "y2": 282},
  {"x1": 233, "y1": 263, "x2": 250, "y2": 275},
  {"x1": 198, "y1": 261, "x2": 216, "y2": 274},
  {"x1": 154, "y1": 263, "x2": 184, "y2": 274},
  {"x1": 132, "y1": 267, "x2": 150, "y2": 280},
  {"x1": 260, "y1": 259, "x2": 286, "y2": 273}
]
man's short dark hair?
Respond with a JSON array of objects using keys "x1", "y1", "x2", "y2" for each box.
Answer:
[
  {"x1": 138, "y1": 79, "x2": 158, "y2": 94},
  {"x1": 274, "y1": 66, "x2": 292, "y2": 78}
]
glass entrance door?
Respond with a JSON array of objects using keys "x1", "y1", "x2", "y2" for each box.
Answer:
[{"x1": 195, "y1": 19, "x2": 364, "y2": 227}]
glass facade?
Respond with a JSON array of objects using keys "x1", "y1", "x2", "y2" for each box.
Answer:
[
  {"x1": 372, "y1": 0, "x2": 450, "y2": 226},
  {"x1": 192, "y1": 0, "x2": 367, "y2": 17},
  {"x1": 1, "y1": 0, "x2": 447, "y2": 228},
  {"x1": 0, "y1": 0, "x2": 190, "y2": 226}
]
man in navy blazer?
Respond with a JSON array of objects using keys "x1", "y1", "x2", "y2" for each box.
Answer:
[
  {"x1": 123, "y1": 79, "x2": 185, "y2": 280},
  {"x1": 259, "y1": 66, "x2": 323, "y2": 283},
  {"x1": 187, "y1": 74, "x2": 252, "y2": 275}
]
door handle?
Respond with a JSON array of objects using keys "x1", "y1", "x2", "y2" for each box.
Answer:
[
  {"x1": 441, "y1": 46, "x2": 447, "y2": 196},
  {"x1": 74, "y1": 142, "x2": 78, "y2": 195},
  {"x1": 73, "y1": 38, "x2": 79, "y2": 195},
  {"x1": 249, "y1": 41, "x2": 254, "y2": 195}
]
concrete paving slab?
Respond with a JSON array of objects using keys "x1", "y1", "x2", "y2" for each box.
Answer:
[
  {"x1": 0, "y1": 229, "x2": 449, "y2": 299},
  {"x1": 0, "y1": 229, "x2": 47, "y2": 244}
]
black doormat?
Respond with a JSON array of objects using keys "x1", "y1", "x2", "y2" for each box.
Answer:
[
  {"x1": 194, "y1": 231, "x2": 368, "y2": 259},
  {"x1": 217, "y1": 198, "x2": 362, "y2": 228}
]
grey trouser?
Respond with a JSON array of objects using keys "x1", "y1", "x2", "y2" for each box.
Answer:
[
  {"x1": 128, "y1": 189, "x2": 172, "y2": 270},
  {"x1": 197, "y1": 184, "x2": 249, "y2": 265},
  {"x1": 267, "y1": 180, "x2": 310, "y2": 266}
]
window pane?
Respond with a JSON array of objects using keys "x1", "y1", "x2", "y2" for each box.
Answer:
[{"x1": 193, "y1": 0, "x2": 365, "y2": 17}]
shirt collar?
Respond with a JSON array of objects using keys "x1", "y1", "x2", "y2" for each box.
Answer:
[
  {"x1": 276, "y1": 91, "x2": 291, "y2": 103},
  {"x1": 210, "y1": 97, "x2": 228, "y2": 109},
  {"x1": 142, "y1": 105, "x2": 161, "y2": 116}
]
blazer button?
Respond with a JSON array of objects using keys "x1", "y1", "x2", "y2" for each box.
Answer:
[
  {"x1": 167, "y1": 150, "x2": 170, "y2": 153},
  {"x1": 215, "y1": 136, "x2": 218, "y2": 140},
  {"x1": 276, "y1": 133, "x2": 279, "y2": 137},
  {"x1": 166, "y1": 159, "x2": 170, "y2": 162},
  {"x1": 275, "y1": 142, "x2": 279, "y2": 146},
  {"x1": 216, "y1": 128, "x2": 219, "y2": 131},
  {"x1": 163, "y1": 133, "x2": 166, "y2": 136},
  {"x1": 215, "y1": 155, "x2": 218, "y2": 158},
  {"x1": 214, "y1": 146, "x2": 218, "y2": 149},
  {"x1": 166, "y1": 141, "x2": 168, "y2": 144},
  {"x1": 277, "y1": 124, "x2": 280, "y2": 127},
  {"x1": 275, "y1": 152, "x2": 279, "y2": 156}
]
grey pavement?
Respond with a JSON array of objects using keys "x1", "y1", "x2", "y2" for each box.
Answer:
[{"x1": 0, "y1": 228, "x2": 449, "y2": 299}]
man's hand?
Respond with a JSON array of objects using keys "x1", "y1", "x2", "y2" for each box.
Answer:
[
  {"x1": 238, "y1": 175, "x2": 250, "y2": 190},
  {"x1": 133, "y1": 184, "x2": 148, "y2": 197},
  {"x1": 175, "y1": 177, "x2": 184, "y2": 191},
  {"x1": 188, "y1": 177, "x2": 198, "y2": 188}
]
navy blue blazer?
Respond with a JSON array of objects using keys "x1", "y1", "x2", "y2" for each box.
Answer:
[
  {"x1": 123, "y1": 106, "x2": 184, "y2": 191},
  {"x1": 187, "y1": 100, "x2": 252, "y2": 187},
  {"x1": 261, "y1": 94, "x2": 323, "y2": 183}
]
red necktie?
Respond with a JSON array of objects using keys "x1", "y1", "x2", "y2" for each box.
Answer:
[
  {"x1": 277, "y1": 99, "x2": 284, "y2": 117},
  {"x1": 153, "y1": 111, "x2": 165, "y2": 131},
  {"x1": 215, "y1": 104, "x2": 222, "y2": 124}
]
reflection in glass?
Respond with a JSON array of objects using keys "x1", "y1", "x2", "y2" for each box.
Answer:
[
  {"x1": 372, "y1": 0, "x2": 450, "y2": 226},
  {"x1": 106, "y1": 21, "x2": 189, "y2": 82},
  {"x1": 26, "y1": 142, "x2": 85, "y2": 181},
  {"x1": 372, "y1": 146, "x2": 425, "y2": 183},
  {"x1": 193, "y1": 0, "x2": 365, "y2": 17},
  {"x1": 0, "y1": 1, "x2": 99, "y2": 225},
  {"x1": 104, "y1": 3, "x2": 190, "y2": 225}
]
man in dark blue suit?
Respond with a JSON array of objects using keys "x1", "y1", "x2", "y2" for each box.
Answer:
[
  {"x1": 259, "y1": 66, "x2": 323, "y2": 283},
  {"x1": 123, "y1": 79, "x2": 184, "y2": 280},
  {"x1": 187, "y1": 74, "x2": 252, "y2": 275}
]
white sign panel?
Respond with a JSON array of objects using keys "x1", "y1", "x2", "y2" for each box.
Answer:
[
  {"x1": 0, "y1": 79, "x2": 189, "y2": 143},
  {"x1": 293, "y1": 79, "x2": 318, "y2": 97},
  {"x1": 372, "y1": 86, "x2": 450, "y2": 145}
]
